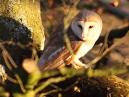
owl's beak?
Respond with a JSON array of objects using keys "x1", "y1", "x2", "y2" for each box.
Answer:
[
  {"x1": 80, "y1": 36, "x2": 87, "y2": 41},
  {"x1": 81, "y1": 27, "x2": 88, "y2": 42}
]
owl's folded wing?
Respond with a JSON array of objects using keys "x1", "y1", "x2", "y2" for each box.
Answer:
[{"x1": 38, "y1": 41, "x2": 83, "y2": 71}]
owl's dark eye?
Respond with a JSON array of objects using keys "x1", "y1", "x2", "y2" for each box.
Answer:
[
  {"x1": 89, "y1": 25, "x2": 94, "y2": 29},
  {"x1": 78, "y1": 24, "x2": 82, "y2": 30}
]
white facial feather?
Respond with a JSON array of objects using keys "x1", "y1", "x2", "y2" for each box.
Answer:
[{"x1": 71, "y1": 9, "x2": 102, "y2": 44}]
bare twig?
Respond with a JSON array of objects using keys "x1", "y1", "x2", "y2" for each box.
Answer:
[
  {"x1": 15, "y1": 74, "x2": 26, "y2": 93},
  {"x1": 87, "y1": 31, "x2": 129, "y2": 67},
  {"x1": 63, "y1": 78, "x2": 81, "y2": 92},
  {"x1": 98, "y1": 31, "x2": 110, "y2": 55},
  {"x1": 0, "y1": 43, "x2": 17, "y2": 68},
  {"x1": 7, "y1": 75, "x2": 18, "y2": 84},
  {"x1": 35, "y1": 76, "x2": 68, "y2": 93},
  {"x1": 0, "y1": 43, "x2": 26, "y2": 93},
  {"x1": 35, "y1": 67, "x2": 84, "y2": 93},
  {"x1": 39, "y1": 89, "x2": 62, "y2": 97},
  {"x1": 63, "y1": 0, "x2": 80, "y2": 55},
  {"x1": 2, "y1": 51, "x2": 12, "y2": 70}
]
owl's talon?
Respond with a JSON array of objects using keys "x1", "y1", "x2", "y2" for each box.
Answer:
[
  {"x1": 72, "y1": 63, "x2": 88, "y2": 69},
  {"x1": 72, "y1": 58, "x2": 89, "y2": 69},
  {"x1": 72, "y1": 63, "x2": 82, "y2": 69}
]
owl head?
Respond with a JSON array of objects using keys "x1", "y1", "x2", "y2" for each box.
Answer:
[{"x1": 71, "y1": 9, "x2": 102, "y2": 44}]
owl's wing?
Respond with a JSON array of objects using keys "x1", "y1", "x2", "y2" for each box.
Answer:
[{"x1": 38, "y1": 41, "x2": 83, "y2": 71}]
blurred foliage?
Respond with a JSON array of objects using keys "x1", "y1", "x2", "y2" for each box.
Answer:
[{"x1": 0, "y1": 58, "x2": 128, "y2": 97}]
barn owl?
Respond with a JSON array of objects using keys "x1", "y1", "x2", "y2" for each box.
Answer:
[{"x1": 38, "y1": 9, "x2": 102, "y2": 71}]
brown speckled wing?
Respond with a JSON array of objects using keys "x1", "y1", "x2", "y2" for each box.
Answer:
[{"x1": 38, "y1": 40, "x2": 83, "y2": 71}]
